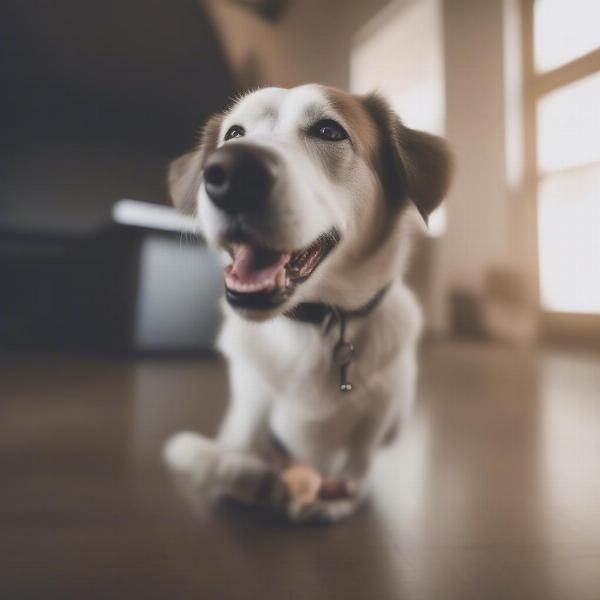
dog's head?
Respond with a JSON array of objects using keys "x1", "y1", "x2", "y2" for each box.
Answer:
[{"x1": 168, "y1": 84, "x2": 451, "y2": 320}]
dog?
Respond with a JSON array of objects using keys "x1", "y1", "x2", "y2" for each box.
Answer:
[{"x1": 163, "y1": 84, "x2": 451, "y2": 523}]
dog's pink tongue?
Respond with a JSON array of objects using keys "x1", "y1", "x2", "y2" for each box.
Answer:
[{"x1": 228, "y1": 244, "x2": 289, "y2": 289}]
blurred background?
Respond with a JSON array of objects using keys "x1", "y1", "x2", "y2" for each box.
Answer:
[
  {"x1": 1, "y1": 0, "x2": 599, "y2": 352},
  {"x1": 1, "y1": 1, "x2": 600, "y2": 599}
]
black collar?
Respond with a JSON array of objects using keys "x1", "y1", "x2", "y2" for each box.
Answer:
[
  {"x1": 283, "y1": 285, "x2": 391, "y2": 392},
  {"x1": 284, "y1": 285, "x2": 391, "y2": 326}
]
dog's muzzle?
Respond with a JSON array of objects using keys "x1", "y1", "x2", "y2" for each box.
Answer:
[
  {"x1": 203, "y1": 144, "x2": 278, "y2": 216},
  {"x1": 203, "y1": 143, "x2": 340, "y2": 314}
]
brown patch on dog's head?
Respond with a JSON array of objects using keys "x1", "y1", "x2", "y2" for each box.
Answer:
[
  {"x1": 323, "y1": 86, "x2": 379, "y2": 162},
  {"x1": 361, "y1": 92, "x2": 452, "y2": 223},
  {"x1": 168, "y1": 113, "x2": 224, "y2": 215},
  {"x1": 322, "y1": 88, "x2": 451, "y2": 223}
]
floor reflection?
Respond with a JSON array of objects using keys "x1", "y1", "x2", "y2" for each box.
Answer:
[{"x1": 2, "y1": 342, "x2": 600, "y2": 599}]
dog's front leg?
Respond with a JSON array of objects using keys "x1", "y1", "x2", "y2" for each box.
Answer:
[
  {"x1": 164, "y1": 364, "x2": 285, "y2": 508},
  {"x1": 217, "y1": 363, "x2": 274, "y2": 452},
  {"x1": 288, "y1": 417, "x2": 396, "y2": 524},
  {"x1": 342, "y1": 350, "x2": 418, "y2": 486}
]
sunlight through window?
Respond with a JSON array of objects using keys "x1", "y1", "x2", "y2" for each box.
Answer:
[
  {"x1": 538, "y1": 166, "x2": 600, "y2": 313},
  {"x1": 534, "y1": 0, "x2": 600, "y2": 72},
  {"x1": 536, "y1": 69, "x2": 600, "y2": 314},
  {"x1": 537, "y1": 72, "x2": 600, "y2": 173}
]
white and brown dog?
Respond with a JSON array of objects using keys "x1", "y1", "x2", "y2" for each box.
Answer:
[{"x1": 164, "y1": 84, "x2": 451, "y2": 523}]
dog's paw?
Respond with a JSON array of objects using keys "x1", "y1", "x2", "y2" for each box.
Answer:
[
  {"x1": 163, "y1": 431, "x2": 220, "y2": 493},
  {"x1": 286, "y1": 497, "x2": 358, "y2": 524},
  {"x1": 216, "y1": 453, "x2": 290, "y2": 507},
  {"x1": 280, "y1": 469, "x2": 361, "y2": 524},
  {"x1": 164, "y1": 432, "x2": 289, "y2": 509}
]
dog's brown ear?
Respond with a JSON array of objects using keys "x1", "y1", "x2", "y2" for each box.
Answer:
[
  {"x1": 167, "y1": 113, "x2": 224, "y2": 215},
  {"x1": 362, "y1": 93, "x2": 452, "y2": 224},
  {"x1": 394, "y1": 124, "x2": 453, "y2": 223}
]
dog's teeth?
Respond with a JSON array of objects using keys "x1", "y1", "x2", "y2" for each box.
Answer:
[{"x1": 226, "y1": 272, "x2": 277, "y2": 293}]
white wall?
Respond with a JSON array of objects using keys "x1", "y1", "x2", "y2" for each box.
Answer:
[
  {"x1": 350, "y1": 0, "x2": 444, "y2": 134},
  {"x1": 439, "y1": 0, "x2": 511, "y2": 303}
]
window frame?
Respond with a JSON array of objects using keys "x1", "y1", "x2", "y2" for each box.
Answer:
[{"x1": 520, "y1": 0, "x2": 600, "y2": 342}]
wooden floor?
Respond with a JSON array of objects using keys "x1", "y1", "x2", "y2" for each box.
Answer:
[{"x1": 2, "y1": 341, "x2": 600, "y2": 600}]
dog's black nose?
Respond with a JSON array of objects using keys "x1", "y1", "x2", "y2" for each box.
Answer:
[{"x1": 204, "y1": 145, "x2": 276, "y2": 214}]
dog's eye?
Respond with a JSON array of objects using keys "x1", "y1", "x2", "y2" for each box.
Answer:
[
  {"x1": 224, "y1": 125, "x2": 245, "y2": 141},
  {"x1": 310, "y1": 119, "x2": 348, "y2": 142}
]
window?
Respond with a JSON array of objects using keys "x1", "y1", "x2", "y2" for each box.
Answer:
[
  {"x1": 537, "y1": 72, "x2": 600, "y2": 173},
  {"x1": 534, "y1": 0, "x2": 600, "y2": 72},
  {"x1": 525, "y1": 0, "x2": 600, "y2": 315}
]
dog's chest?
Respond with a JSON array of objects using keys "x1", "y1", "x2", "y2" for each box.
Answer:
[
  {"x1": 222, "y1": 313, "x2": 372, "y2": 399},
  {"x1": 219, "y1": 314, "x2": 390, "y2": 471}
]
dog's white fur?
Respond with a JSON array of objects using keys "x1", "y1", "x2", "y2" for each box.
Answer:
[{"x1": 164, "y1": 84, "x2": 450, "y2": 522}]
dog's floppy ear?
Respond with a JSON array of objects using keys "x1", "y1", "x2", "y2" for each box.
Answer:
[
  {"x1": 362, "y1": 93, "x2": 452, "y2": 224},
  {"x1": 167, "y1": 113, "x2": 224, "y2": 215}
]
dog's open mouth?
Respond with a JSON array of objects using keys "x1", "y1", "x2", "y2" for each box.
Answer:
[{"x1": 224, "y1": 229, "x2": 339, "y2": 310}]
